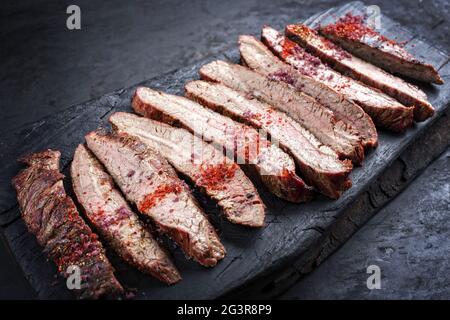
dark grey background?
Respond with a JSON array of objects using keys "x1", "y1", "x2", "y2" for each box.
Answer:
[{"x1": 1, "y1": 0, "x2": 449, "y2": 299}]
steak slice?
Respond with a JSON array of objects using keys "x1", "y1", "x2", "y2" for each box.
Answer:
[
  {"x1": 263, "y1": 26, "x2": 412, "y2": 133},
  {"x1": 285, "y1": 24, "x2": 429, "y2": 122},
  {"x1": 132, "y1": 86, "x2": 314, "y2": 203},
  {"x1": 319, "y1": 13, "x2": 443, "y2": 85},
  {"x1": 262, "y1": 25, "x2": 404, "y2": 137},
  {"x1": 71, "y1": 144, "x2": 181, "y2": 284},
  {"x1": 185, "y1": 80, "x2": 353, "y2": 199},
  {"x1": 85, "y1": 130, "x2": 226, "y2": 267},
  {"x1": 239, "y1": 34, "x2": 376, "y2": 151},
  {"x1": 109, "y1": 112, "x2": 266, "y2": 227},
  {"x1": 12, "y1": 150, "x2": 123, "y2": 299},
  {"x1": 199, "y1": 60, "x2": 362, "y2": 162}
]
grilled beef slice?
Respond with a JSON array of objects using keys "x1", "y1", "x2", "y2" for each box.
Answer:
[
  {"x1": 285, "y1": 24, "x2": 430, "y2": 122},
  {"x1": 239, "y1": 34, "x2": 374, "y2": 153},
  {"x1": 109, "y1": 112, "x2": 266, "y2": 227},
  {"x1": 71, "y1": 144, "x2": 181, "y2": 283},
  {"x1": 262, "y1": 26, "x2": 400, "y2": 140},
  {"x1": 199, "y1": 60, "x2": 361, "y2": 162},
  {"x1": 85, "y1": 130, "x2": 226, "y2": 267},
  {"x1": 12, "y1": 150, "x2": 123, "y2": 299},
  {"x1": 319, "y1": 13, "x2": 443, "y2": 85},
  {"x1": 132, "y1": 87, "x2": 314, "y2": 203},
  {"x1": 185, "y1": 80, "x2": 353, "y2": 199}
]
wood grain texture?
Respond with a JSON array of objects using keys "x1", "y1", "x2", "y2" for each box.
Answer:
[{"x1": 0, "y1": 2, "x2": 449, "y2": 299}]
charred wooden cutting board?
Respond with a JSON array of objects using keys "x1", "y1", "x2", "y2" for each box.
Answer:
[{"x1": 0, "y1": 2, "x2": 449, "y2": 299}]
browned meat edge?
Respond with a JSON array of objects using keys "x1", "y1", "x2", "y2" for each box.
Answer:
[
  {"x1": 285, "y1": 24, "x2": 418, "y2": 128},
  {"x1": 185, "y1": 80, "x2": 353, "y2": 199},
  {"x1": 85, "y1": 130, "x2": 226, "y2": 267},
  {"x1": 109, "y1": 112, "x2": 266, "y2": 227},
  {"x1": 131, "y1": 86, "x2": 315, "y2": 203},
  {"x1": 319, "y1": 14, "x2": 443, "y2": 85},
  {"x1": 71, "y1": 144, "x2": 181, "y2": 284},
  {"x1": 12, "y1": 150, "x2": 123, "y2": 299},
  {"x1": 260, "y1": 25, "x2": 378, "y2": 148},
  {"x1": 198, "y1": 60, "x2": 361, "y2": 162},
  {"x1": 238, "y1": 34, "x2": 367, "y2": 163}
]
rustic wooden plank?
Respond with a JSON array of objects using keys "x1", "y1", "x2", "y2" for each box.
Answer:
[
  {"x1": 231, "y1": 110, "x2": 450, "y2": 298},
  {"x1": 0, "y1": 95, "x2": 119, "y2": 221},
  {"x1": 1, "y1": 2, "x2": 449, "y2": 299}
]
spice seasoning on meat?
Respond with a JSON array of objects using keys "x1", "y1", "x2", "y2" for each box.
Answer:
[
  {"x1": 94, "y1": 206, "x2": 132, "y2": 229},
  {"x1": 242, "y1": 110, "x2": 262, "y2": 122},
  {"x1": 322, "y1": 13, "x2": 398, "y2": 46},
  {"x1": 53, "y1": 231, "x2": 101, "y2": 273},
  {"x1": 195, "y1": 163, "x2": 238, "y2": 190},
  {"x1": 139, "y1": 183, "x2": 183, "y2": 212},
  {"x1": 291, "y1": 24, "x2": 351, "y2": 60},
  {"x1": 268, "y1": 70, "x2": 296, "y2": 86}
]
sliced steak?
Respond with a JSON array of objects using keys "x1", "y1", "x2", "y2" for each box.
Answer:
[
  {"x1": 71, "y1": 144, "x2": 181, "y2": 284},
  {"x1": 85, "y1": 130, "x2": 226, "y2": 267},
  {"x1": 12, "y1": 150, "x2": 123, "y2": 299},
  {"x1": 264, "y1": 26, "x2": 413, "y2": 132},
  {"x1": 109, "y1": 112, "x2": 266, "y2": 227},
  {"x1": 239, "y1": 34, "x2": 376, "y2": 151},
  {"x1": 132, "y1": 86, "x2": 314, "y2": 203},
  {"x1": 185, "y1": 80, "x2": 353, "y2": 199},
  {"x1": 285, "y1": 24, "x2": 429, "y2": 122},
  {"x1": 262, "y1": 25, "x2": 404, "y2": 137},
  {"x1": 319, "y1": 13, "x2": 443, "y2": 85},
  {"x1": 199, "y1": 60, "x2": 361, "y2": 162}
]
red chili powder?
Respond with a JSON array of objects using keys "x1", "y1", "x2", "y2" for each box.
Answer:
[
  {"x1": 139, "y1": 183, "x2": 183, "y2": 212},
  {"x1": 291, "y1": 24, "x2": 352, "y2": 60},
  {"x1": 291, "y1": 24, "x2": 314, "y2": 39},
  {"x1": 196, "y1": 163, "x2": 238, "y2": 190},
  {"x1": 281, "y1": 37, "x2": 303, "y2": 59},
  {"x1": 323, "y1": 13, "x2": 397, "y2": 46},
  {"x1": 268, "y1": 70, "x2": 296, "y2": 86},
  {"x1": 55, "y1": 232, "x2": 100, "y2": 272}
]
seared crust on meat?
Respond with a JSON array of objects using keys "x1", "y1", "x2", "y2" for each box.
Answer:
[
  {"x1": 109, "y1": 112, "x2": 266, "y2": 227},
  {"x1": 261, "y1": 26, "x2": 378, "y2": 148},
  {"x1": 285, "y1": 24, "x2": 423, "y2": 125},
  {"x1": 319, "y1": 14, "x2": 443, "y2": 85},
  {"x1": 186, "y1": 80, "x2": 353, "y2": 199},
  {"x1": 12, "y1": 150, "x2": 123, "y2": 299},
  {"x1": 132, "y1": 86, "x2": 314, "y2": 203},
  {"x1": 85, "y1": 130, "x2": 226, "y2": 267},
  {"x1": 239, "y1": 34, "x2": 370, "y2": 160},
  {"x1": 263, "y1": 25, "x2": 411, "y2": 133},
  {"x1": 199, "y1": 60, "x2": 361, "y2": 161},
  {"x1": 71, "y1": 144, "x2": 181, "y2": 284}
]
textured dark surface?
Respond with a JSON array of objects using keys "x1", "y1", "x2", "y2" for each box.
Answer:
[
  {"x1": 1, "y1": 0, "x2": 450, "y2": 299},
  {"x1": 243, "y1": 111, "x2": 450, "y2": 299},
  {"x1": 2, "y1": 0, "x2": 450, "y2": 134},
  {"x1": 282, "y1": 146, "x2": 450, "y2": 300}
]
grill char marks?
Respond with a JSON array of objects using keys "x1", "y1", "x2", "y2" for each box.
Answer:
[
  {"x1": 285, "y1": 24, "x2": 428, "y2": 123},
  {"x1": 12, "y1": 150, "x2": 123, "y2": 299},
  {"x1": 71, "y1": 144, "x2": 181, "y2": 284},
  {"x1": 109, "y1": 112, "x2": 266, "y2": 227},
  {"x1": 131, "y1": 86, "x2": 314, "y2": 203},
  {"x1": 239, "y1": 34, "x2": 371, "y2": 157},
  {"x1": 185, "y1": 80, "x2": 353, "y2": 199},
  {"x1": 199, "y1": 60, "x2": 361, "y2": 163},
  {"x1": 85, "y1": 130, "x2": 226, "y2": 267},
  {"x1": 319, "y1": 13, "x2": 443, "y2": 85}
]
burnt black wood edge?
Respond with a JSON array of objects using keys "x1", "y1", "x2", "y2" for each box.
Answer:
[{"x1": 224, "y1": 109, "x2": 450, "y2": 299}]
